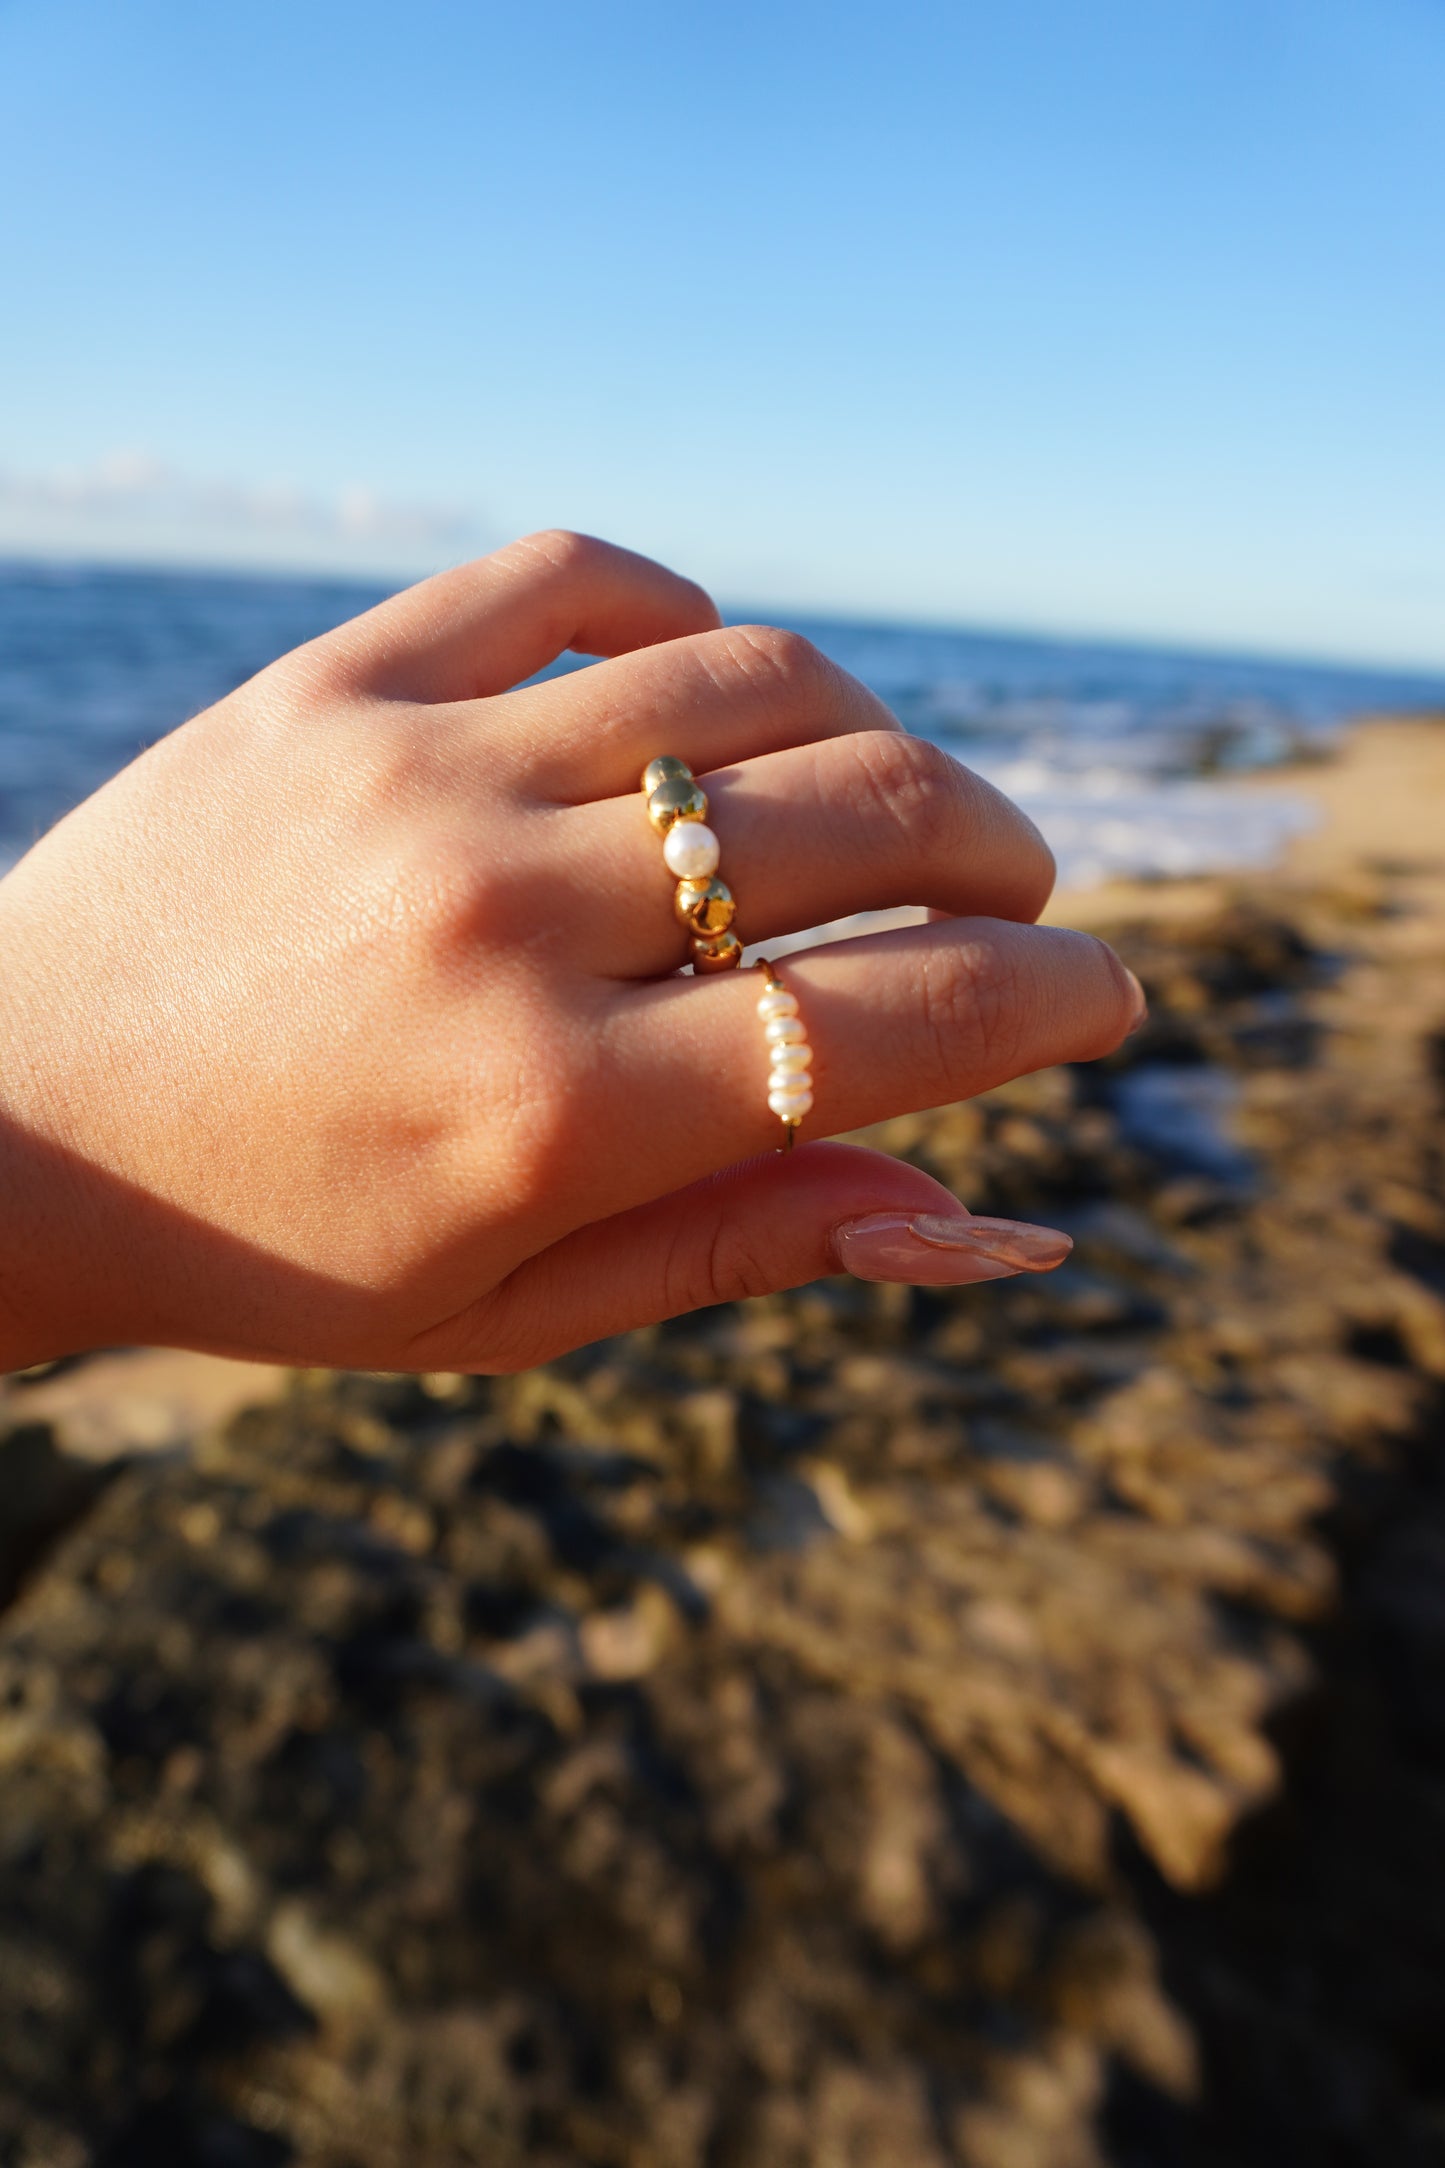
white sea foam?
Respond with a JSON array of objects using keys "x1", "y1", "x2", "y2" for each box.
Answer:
[{"x1": 973, "y1": 756, "x2": 1318, "y2": 890}]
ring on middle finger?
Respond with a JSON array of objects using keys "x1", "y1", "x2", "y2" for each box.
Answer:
[{"x1": 641, "y1": 755, "x2": 743, "y2": 972}]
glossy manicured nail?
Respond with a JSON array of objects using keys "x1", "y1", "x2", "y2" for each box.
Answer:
[
  {"x1": 1125, "y1": 969, "x2": 1149, "y2": 1035},
  {"x1": 831, "y1": 1211, "x2": 1074, "y2": 1286}
]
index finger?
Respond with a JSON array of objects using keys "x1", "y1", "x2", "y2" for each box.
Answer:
[{"x1": 320, "y1": 530, "x2": 722, "y2": 702}]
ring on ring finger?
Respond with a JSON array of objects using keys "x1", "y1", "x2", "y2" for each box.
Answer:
[{"x1": 754, "y1": 957, "x2": 813, "y2": 1150}]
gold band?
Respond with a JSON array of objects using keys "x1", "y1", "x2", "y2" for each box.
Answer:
[
  {"x1": 640, "y1": 755, "x2": 742, "y2": 972},
  {"x1": 754, "y1": 957, "x2": 813, "y2": 1150}
]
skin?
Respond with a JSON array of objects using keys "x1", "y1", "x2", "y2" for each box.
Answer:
[{"x1": 0, "y1": 531, "x2": 1143, "y2": 1375}]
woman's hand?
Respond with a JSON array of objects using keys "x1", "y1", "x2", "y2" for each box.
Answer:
[{"x1": 0, "y1": 533, "x2": 1141, "y2": 1372}]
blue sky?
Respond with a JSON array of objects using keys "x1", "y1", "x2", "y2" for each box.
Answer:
[{"x1": 1, "y1": 0, "x2": 1442, "y2": 666}]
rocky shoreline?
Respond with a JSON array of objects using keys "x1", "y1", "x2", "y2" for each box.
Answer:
[{"x1": 1, "y1": 722, "x2": 1443, "y2": 2166}]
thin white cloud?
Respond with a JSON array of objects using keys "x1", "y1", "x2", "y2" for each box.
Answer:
[{"x1": 0, "y1": 451, "x2": 479, "y2": 554}]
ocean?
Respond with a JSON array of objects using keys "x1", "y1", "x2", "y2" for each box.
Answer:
[{"x1": 3, "y1": 560, "x2": 1443, "y2": 888}]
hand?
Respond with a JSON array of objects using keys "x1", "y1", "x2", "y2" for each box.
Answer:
[{"x1": 0, "y1": 533, "x2": 1142, "y2": 1373}]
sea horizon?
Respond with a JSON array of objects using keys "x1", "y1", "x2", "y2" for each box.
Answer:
[
  {"x1": 3, "y1": 556, "x2": 1443, "y2": 890},
  {"x1": 6, "y1": 548, "x2": 1445, "y2": 683}
]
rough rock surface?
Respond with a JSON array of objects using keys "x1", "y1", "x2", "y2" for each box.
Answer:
[{"x1": 1, "y1": 878, "x2": 1444, "y2": 2168}]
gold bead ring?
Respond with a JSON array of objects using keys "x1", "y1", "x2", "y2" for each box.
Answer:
[
  {"x1": 640, "y1": 755, "x2": 743, "y2": 972},
  {"x1": 754, "y1": 957, "x2": 813, "y2": 1150}
]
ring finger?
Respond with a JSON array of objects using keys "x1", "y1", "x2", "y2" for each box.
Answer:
[{"x1": 551, "y1": 914, "x2": 1144, "y2": 1225}]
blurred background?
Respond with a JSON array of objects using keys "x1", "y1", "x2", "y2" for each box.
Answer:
[{"x1": 3, "y1": 4, "x2": 1445, "y2": 2165}]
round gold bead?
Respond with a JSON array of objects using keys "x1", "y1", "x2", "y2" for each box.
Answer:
[
  {"x1": 647, "y1": 777, "x2": 708, "y2": 833},
  {"x1": 692, "y1": 930, "x2": 743, "y2": 972},
  {"x1": 674, "y1": 876, "x2": 736, "y2": 936},
  {"x1": 640, "y1": 755, "x2": 693, "y2": 796}
]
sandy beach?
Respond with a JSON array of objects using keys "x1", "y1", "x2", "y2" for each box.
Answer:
[
  {"x1": 2, "y1": 712, "x2": 1443, "y2": 2165},
  {"x1": 1057, "y1": 711, "x2": 1445, "y2": 927}
]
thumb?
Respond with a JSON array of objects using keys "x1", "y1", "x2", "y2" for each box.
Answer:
[{"x1": 427, "y1": 1141, "x2": 1073, "y2": 1374}]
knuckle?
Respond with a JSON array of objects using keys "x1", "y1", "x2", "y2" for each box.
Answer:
[
  {"x1": 918, "y1": 937, "x2": 1029, "y2": 1089},
  {"x1": 489, "y1": 1092, "x2": 575, "y2": 1217},
  {"x1": 845, "y1": 730, "x2": 961, "y2": 854},
  {"x1": 452, "y1": 1046, "x2": 581, "y2": 1248},
  {"x1": 384, "y1": 830, "x2": 511, "y2": 960},
  {"x1": 726, "y1": 623, "x2": 835, "y2": 705},
  {"x1": 666, "y1": 1211, "x2": 777, "y2": 1314},
  {"x1": 490, "y1": 1009, "x2": 613, "y2": 1203},
  {"x1": 249, "y1": 636, "x2": 354, "y2": 708},
  {"x1": 507, "y1": 526, "x2": 605, "y2": 581},
  {"x1": 340, "y1": 705, "x2": 456, "y2": 815}
]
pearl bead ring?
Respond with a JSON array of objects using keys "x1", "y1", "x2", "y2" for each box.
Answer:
[{"x1": 755, "y1": 961, "x2": 814, "y2": 1145}]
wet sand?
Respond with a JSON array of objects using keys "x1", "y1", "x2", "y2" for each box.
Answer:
[{"x1": 1, "y1": 714, "x2": 1443, "y2": 2166}]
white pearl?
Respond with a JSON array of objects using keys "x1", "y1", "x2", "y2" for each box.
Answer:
[
  {"x1": 756, "y1": 988, "x2": 799, "y2": 1021},
  {"x1": 769, "y1": 1088, "x2": 814, "y2": 1118},
  {"x1": 769, "y1": 1041, "x2": 812, "y2": 1071},
  {"x1": 662, "y1": 820, "x2": 720, "y2": 880},
  {"x1": 764, "y1": 1015, "x2": 806, "y2": 1045},
  {"x1": 769, "y1": 1069, "x2": 812, "y2": 1096}
]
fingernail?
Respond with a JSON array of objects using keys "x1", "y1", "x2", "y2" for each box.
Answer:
[
  {"x1": 831, "y1": 1211, "x2": 1074, "y2": 1286},
  {"x1": 1125, "y1": 969, "x2": 1149, "y2": 1035}
]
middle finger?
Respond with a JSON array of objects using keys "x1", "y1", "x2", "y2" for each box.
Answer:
[
  {"x1": 555, "y1": 730, "x2": 1056, "y2": 977},
  {"x1": 495, "y1": 622, "x2": 902, "y2": 801}
]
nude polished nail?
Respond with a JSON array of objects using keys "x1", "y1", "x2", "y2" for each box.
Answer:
[{"x1": 831, "y1": 1211, "x2": 1074, "y2": 1286}]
